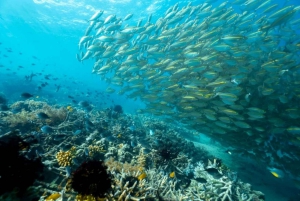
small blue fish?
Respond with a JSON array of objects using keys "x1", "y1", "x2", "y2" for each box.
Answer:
[
  {"x1": 73, "y1": 130, "x2": 82, "y2": 135},
  {"x1": 84, "y1": 147, "x2": 89, "y2": 156},
  {"x1": 65, "y1": 166, "x2": 71, "y2": 177},
  {"x1": 41, "y1": 125, "x2": 53, "y2": 134},
  {"x1": 78, "y1": 101, "x2": 90, "y2": 108},
  {"x1": 149, "y1": 129, "x2": 154, "y2": 135},
  {"x1": 21, "y1": 92, "x2": 33, "y2": 99},
  {"x1": 131, "y1": 139, "x2": 137, "y2": 147},
  {"x1": 36, "y1": 112, "x2": 49, "y2": 120},
  {"x1": 85, "y1": 119, "x2": 94, "y2": 131},
  {"x1": 35, "y1": 150, "x2": 41, "y2": 158}
]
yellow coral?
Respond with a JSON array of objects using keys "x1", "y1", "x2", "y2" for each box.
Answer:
[
  {"x1": 137, "y1": 148, "x2": 147, "y2": 170},
  {"x1": 105, "y1": 157, "x2": 142, "y2": 173},
  {"x1": 88, "y1": 145, "x2": 105, "y2": 157},
  {"x1": 56, "y1": 147, "x2": 76, "y2": 167},
  {"x1": 75, "y1": 194, "x2": 105, "y2": 201}
]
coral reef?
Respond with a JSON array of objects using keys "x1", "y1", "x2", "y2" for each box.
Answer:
[
  {"x1": 0, "y1": 100, "x2": 265, "y2": 201},
  {"x1": 88, "y1": 144, "x2": 105, "y2": 158},
  {"x1": 2, "y1": 100, "x2": 67, "y2": 132},
  {"x1": 2, "y1": 109, "x2": 36, "y2": 129},
  {"x1": 56, "y1": 146, "x2": 76, "y2": 167},
  {"x1": 35, "y1": 105, "x2": 68, "y2": 126},
  {"x1": 105, "y1": 157, "x2": 143, "y2": 174},
  {"x1": 187, "y1": 161, "x2": 265, "y2": 201}
]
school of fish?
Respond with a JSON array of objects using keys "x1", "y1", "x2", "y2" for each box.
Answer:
[{"x1": 76, "y1": 0, "x2": 300, "y2": 178}]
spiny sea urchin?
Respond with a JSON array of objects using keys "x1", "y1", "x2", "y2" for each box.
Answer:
[
  {"x1": 157, "y1": 146, "x2": 179, "y2": 161},
  {"x1": 70, "y1": 160, "x2": 112, "y2": 197}
]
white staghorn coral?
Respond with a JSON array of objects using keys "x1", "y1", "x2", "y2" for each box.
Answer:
[
  {"x1": 218, "y1": 180, "x2": 233, "y2": 201},
  {"x1": 194, "y1": 161, "x2": 214, "y2": 181}
]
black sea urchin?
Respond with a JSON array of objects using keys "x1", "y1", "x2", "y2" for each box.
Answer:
[
  {"x1": 70, "y1": 160, "x2": 112, "y2": 197},
  {"x1": 157, "y1": 146, "x2": 179, "y2": 161}
]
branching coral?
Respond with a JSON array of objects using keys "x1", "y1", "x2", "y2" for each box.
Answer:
[
  {"x1": 88, "y1": 145, "x2": 105, "y2": 157},
  {"x1": 37, "y1": 105, "x2": 68, "y2": 126},
  {"x1": 111, "y1": 123, "x2": 122, "y2": 135},
  {"x1": 56, "y1": 147, "x2": 76, "y2": 167},
  {"x1": 136, "y1": 147, "x2": 147, "y2": 170},
  {"x1": 85, "y1": 130, "x2": 99, "y2": 142},
  {"x1": 117, "y1": 143, "x2": 133, "y2": 162},
  {"x1": 10, "y1": 100, "x2": 47, "y2": 111},
  {"x1": 75, "y1": 194, "x2": 104, "y2": 201},
  {"x1": 4, "y1": 100, "x2": 67, "y2": 130},
  {"x1": 25, "y1": 100, "x2": 48, "y2": 110},
  {"x1": 105, "y1": 145, "x2": 118, "y2": 158},
  {"x1": 105, "y1": 157, "x2": 143, "y2": 174},
  {"x1": 3, "y1": 109, "x2": 36, "y2": 128},
  {"x1": 218, "y1": 179, "x2": 233, "y2": 201},
  {"x1": 194, "y1": 161, "x2": 214, "y2": 181},
  {"x1": 109, "y1": 170, "x2": 148, "y2": 201},
  {"x1": 190, "y1": 161, "x2": 265, "y2": 201}
]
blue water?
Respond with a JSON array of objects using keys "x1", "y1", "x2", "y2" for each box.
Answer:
[{"x1": 1, "y1": 0, "x2": 300, "y2": 200}]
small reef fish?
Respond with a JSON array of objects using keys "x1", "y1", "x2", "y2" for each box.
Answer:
[
  {"x1": 66, "y1": 105, "x2": 73, "y2": 112},
  {"x1": 53, "y1": 134, "x2": 67, "y2": 141},
  {"x1": 85, "y1": 119, "x2": 94, "y2": 131},
  {"x1": 89, "y1": 10, "x2": 103, "y2": 21},
  {"x1": 21, "y1": 92, "x2": 33, "y2": 99},
  {"x1": 130, "y1": 139, "x2": 137, "y2": 147},
  {"x1": 77, "y1": 0, "x2": 300, "y2": 180},
  {"x1": 84, "y1": 147, "x2": 89, "y2": 156},
  {"x1": 65, "y1": 166, "x2": 71, "y2": 177},
  {"x1": 268, "y1": 167, "x2": 284, "y2": 178},
  {"x1": 225, "y1": 150, "x2": 232, "y2": 155},
  {"x1": 137, "y1": 172, "x2": 147, "y2": 181},
  {"x1": 45, "y1": 193, "x2": 61, "y2": 201},
  {"x1": 78, "y1": 101, "x2": 90, "y2": 108},
  {"x1": 73, "y1": 130, "x2": 82, "y2": 135},
  {"x1": 36, "y1": 112, "x2": 50, "y2": 119},
  {"x1": 41, "y1": 125, "x2": 54, "y2": 134},
  {"x1": 170, "y1": 171, "x2": 175, "y2": 178}
]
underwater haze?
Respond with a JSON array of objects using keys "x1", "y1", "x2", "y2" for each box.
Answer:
[{"x1": 1, "y1": 0, "x2": 300, "y2": 201}]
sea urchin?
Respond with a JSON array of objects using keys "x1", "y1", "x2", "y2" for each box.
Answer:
[{"x1": 70, "y1": 160, "x2": 112, "y2": 198}]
